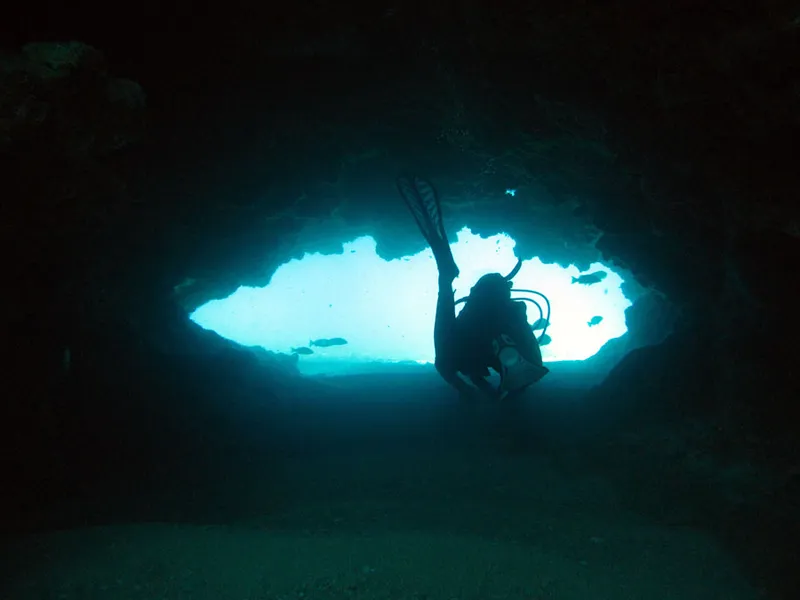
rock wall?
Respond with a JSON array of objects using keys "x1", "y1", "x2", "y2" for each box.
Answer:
[{"x1": 2, "y1": 4, "x2": 799, "y2": 535}]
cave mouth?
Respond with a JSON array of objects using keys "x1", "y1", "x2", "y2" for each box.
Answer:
[{"x1": 190, "y1": 228, "x2": 635, "y2": 376}]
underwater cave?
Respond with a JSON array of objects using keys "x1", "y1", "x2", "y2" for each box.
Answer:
[
  {"x1": 189, "y1": 227, "x2": 640, "y2": 376},
  {"x1": 4, "y1": 4, "x2": 800, "y2": 600}
]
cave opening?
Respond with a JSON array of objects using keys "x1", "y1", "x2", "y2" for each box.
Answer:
[{"x1": 190, "y1": 227, "x2": 636, "y2": 376}]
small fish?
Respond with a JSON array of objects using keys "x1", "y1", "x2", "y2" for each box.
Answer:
[
  {"x1": 309, "y1": 337, "x2": 348, "y2": 348},
  {"x1": 538, "y1": 334, "x2": 552, "y2": 346},
  {"x1": 291, "y1": 346, "x2": 314, "y2": 355},
  {"x1": 531, "y1": 318, "x2": 549, "y2": 330},
  {"x1": 587, "y1": 316, "x2": 603, "y2": 327},
  {"x1": 571, "y1": 270, "x2": 607, "y2": 285}
]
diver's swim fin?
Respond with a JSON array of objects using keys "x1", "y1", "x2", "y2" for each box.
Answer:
[
  {"x1": 493, "y1": 334, "x2": 549, "y2": 400},
  {"x1": 397, "y1": 176, "x2": 459, "y2": 280},
  {"x1": 397, "y1": 176, "x2": 447, "y2": 245}
]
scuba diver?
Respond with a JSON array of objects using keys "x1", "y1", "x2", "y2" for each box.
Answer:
[{"x1": 397, "y1": 176, "x2": 550, "y2": 400}]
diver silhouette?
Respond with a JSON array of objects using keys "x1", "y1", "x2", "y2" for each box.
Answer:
[{"x1": 397, "y1": 176, "x2": 550, "y2": 399}]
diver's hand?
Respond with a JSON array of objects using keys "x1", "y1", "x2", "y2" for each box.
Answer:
[
  {"x1": 440, "y1": 370, "x2": 497, "y2": 402},
  {"x1": 470, "y1": 375, "x2": 501, "y2": 400},
  {"x1": 448, "y1": 377, "x2": 482, "y2": 403},
  {"x1": 459, "y1": 383, "x2": 502, "y2": 402},
  {"x1": 458, "y1": 386, "x2": 484, "y2": 403}
]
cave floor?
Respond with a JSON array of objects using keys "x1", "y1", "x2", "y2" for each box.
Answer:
[{"x1": 3, "y1": 371, "x2": 761, "y2": 600}]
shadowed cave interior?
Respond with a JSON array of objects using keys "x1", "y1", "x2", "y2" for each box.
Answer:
[{"x1": 2, "y1": 3, "x2": 800, "y2": 599}]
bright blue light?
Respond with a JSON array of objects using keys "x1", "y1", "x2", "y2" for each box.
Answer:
[{"x1": 190, "y1": 227, "x2": 632, "y2": 374}]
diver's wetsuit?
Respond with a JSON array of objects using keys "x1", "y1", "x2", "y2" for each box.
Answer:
[{"x1": 397, "y1": 176, "x2": 548, "y2": 397}]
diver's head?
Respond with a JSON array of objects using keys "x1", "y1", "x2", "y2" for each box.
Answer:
[{"x1": 469, "y1": 273, "x2": 512, "y2": 305}]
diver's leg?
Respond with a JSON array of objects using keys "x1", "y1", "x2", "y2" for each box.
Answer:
[
  {"x1": 494, "y1": 336, "x2": 549, "y2": 399},
  {"x1": 494, "y1": 302, "x2": 549, "y2": 398},
  {"x1": 433, "y1": 272, "x2": 472, "y2": 394},
  {"x1": 398, "y1": 176, "x2": 466, "y2": 393},
  {"x1": 433, "y1": 273, "x2": 457, "y2": 357}
]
